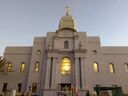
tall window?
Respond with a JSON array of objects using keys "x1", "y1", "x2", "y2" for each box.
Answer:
[
  {"x1": 35, "y1": 62, "x2": 40, "y2": 72},
  {"x1": 2, "y1": 83, "x2": 8, "y2": 92},
  {"x1": 20, "y1": 63, "x2": 25, "y2": 72},
  {"x1": 17, "y1": 83, "x2": 22, "y2": 92},
  {"x1": 124, "y1": 63, "x2": 128, "y2": 72},
  {"x1": 7, "y1": 62, "x2": 12, "y2": 72},
  {"x1": 93, "y1": 62, "x2": 99, "y2": 72},
  {"x1": 64, "y1": 41, "x2": 69, "y2": 49},
  {"x1": 61, "y1": 57, "x2": 71, "y2": 75},
  {"x1": 32, "y1": 83, "x2": 37, "y2": 93},
  {"x1": 109, "y1": 63, "x2": 115, "y2": 73}
]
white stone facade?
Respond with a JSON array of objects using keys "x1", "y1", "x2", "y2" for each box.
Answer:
[{"x1": 0, "y1": 10, "x2": 128, "y2": 96}]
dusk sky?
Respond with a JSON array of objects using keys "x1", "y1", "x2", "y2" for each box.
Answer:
[{"x1": 0, "y1": 0, "x2": 128, "y2": 56}]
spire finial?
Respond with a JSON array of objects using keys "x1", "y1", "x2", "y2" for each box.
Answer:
[{"x1": 66, "y1": 5, "x2": 70, "y2": 16}]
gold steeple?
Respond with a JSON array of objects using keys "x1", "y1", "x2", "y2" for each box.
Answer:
[{"x1": 58, "y1": 6, "x2": 77, "y2": 31}]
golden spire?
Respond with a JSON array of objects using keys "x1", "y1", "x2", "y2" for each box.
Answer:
[
  {"x1": 66, "y1": 6, "x2": 70, "y2": 16},
  {"x1": 58, "y1": 6, "x2": 77, "y2": 30}
]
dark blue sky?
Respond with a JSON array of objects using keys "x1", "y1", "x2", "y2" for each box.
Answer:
[{"x1": 0, "y1": 0, "x2": 128, "y2": 56}]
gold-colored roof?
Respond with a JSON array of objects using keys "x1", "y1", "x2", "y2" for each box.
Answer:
[{"x1": 59, "y1": 6, "x2": 77, "y2": 30}]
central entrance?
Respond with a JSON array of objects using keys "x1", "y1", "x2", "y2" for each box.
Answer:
[
  {"x1": 61, "y1": 84, "x2": 71, "y2": 92},
  {"x1": 57, "y1": 83, "x2": 71, "y2": 96}
]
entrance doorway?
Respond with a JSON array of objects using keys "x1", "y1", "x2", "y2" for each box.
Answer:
[
  {"x1": 57, "y1": 84, "x2": 71, "y2": 96},
  {"x1": 93, "y1": 86, "x2": 123, "y2": 96},
  {"x1": 61, "y1": 84, "x2": 71, "y2": 92}
]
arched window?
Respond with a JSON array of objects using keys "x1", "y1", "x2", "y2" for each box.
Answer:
[
  {"x1": 35, "y1": 61, "x2": 40, "y2": 72},
  {"x1": 109, "y1": 63, "x2": 115, "y2": 73},
  {"x1": 32, "y1": 83, "x2": 37, "y2": 93},
  {"x1": 124, "y1": 63, "x2": 128, "y2": 72},
  {"x1": 64, "y1": 41, "x2": 69, "y2": 49},
  {"x1": 20, "y1": 63, "x2": 25, "y2": 72},
  {"x1": 61, "y1": 57, "x2": 71, "y2": 75},
  {"x1": 7, "y1": 62, "x2": 12, "y2": 72},
  {"x1": 93, "y1": 62, "x2": 99, "y2": 72}
]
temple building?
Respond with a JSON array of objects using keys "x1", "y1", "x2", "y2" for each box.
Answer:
[{"x1": 0, "y1": 7, "x2": 128, "y2": 96}]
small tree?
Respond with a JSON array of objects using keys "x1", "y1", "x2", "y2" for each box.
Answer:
[{"x1": 0, "y1": 56, "x2": 8, "y2": 74}]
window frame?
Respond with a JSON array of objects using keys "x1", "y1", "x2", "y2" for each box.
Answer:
[
  {"x1": 20, "y1": 63, "x2": 25, "y2": 72},
  {"x1": 7, "y1": 62, "x2": 12, "y2": 72},
  {"x1": 35, "y1": 61, "x2": 40, "y2": 72},
  {"x1": 2, "y1": 83, "x2": 8, "y2": 92},
  {"x1": 32, "y1": 83, "x2": 37, "y2": 93},
  {"x1": 61, "y1": 57, "x2": 71, "y2": 75},
  {"x1": 17, "y1": 83, "x2": 22, "y2": 92},
  {"x1": 64, "y1": 41, "x2": 69, "y2": 49},
  {"x1": 124, "y1": 63, "x2": 128, "y2": 72},
  {"x1": 93, "y1": 62, "x2": 99, "y2": 72},
  {"x1": 109, "y1": 63, "x2": 115, "y2": 73}
]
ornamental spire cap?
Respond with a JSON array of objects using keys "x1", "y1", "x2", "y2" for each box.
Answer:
[
  {"x1": 66, "y1": 6, "x2": 70, "y2": 16},
  {"x1": 58, "y1": 6, "x2": 77, "y2": 31}
]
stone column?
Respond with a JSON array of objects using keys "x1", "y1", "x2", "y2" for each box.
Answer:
[
  {"x1": 71, "y1": 58, "x2": 75, "y2": 86},
  {"x1": 51, "y1": 57, "x2": 57, "y2": 89},
  {"x1": 44, "y1": 57, "x2": 51, "y2": 89},
  {"x1": 81, "y1": 57, "x2": 86, "y2": 89},
  {"x1": 55, "y1": 58, "x2": 60, "y2": 89},
  {"x1": 75, "y1": 57, "x2": 80, "y2": 89}
]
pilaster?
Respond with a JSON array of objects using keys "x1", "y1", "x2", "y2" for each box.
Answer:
[
  {"x1": 75, "y1": 57, "x2": 80, "y2": 89},
  {"x1": 81, "y1": 57, "x2": 86, "y2": 90},
  {"x1": 44, "y1": 57, "x2": 51, "y2": 89},
  {"x1": 51, "y1": 57, "x2": 57, "y2": 89}
]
